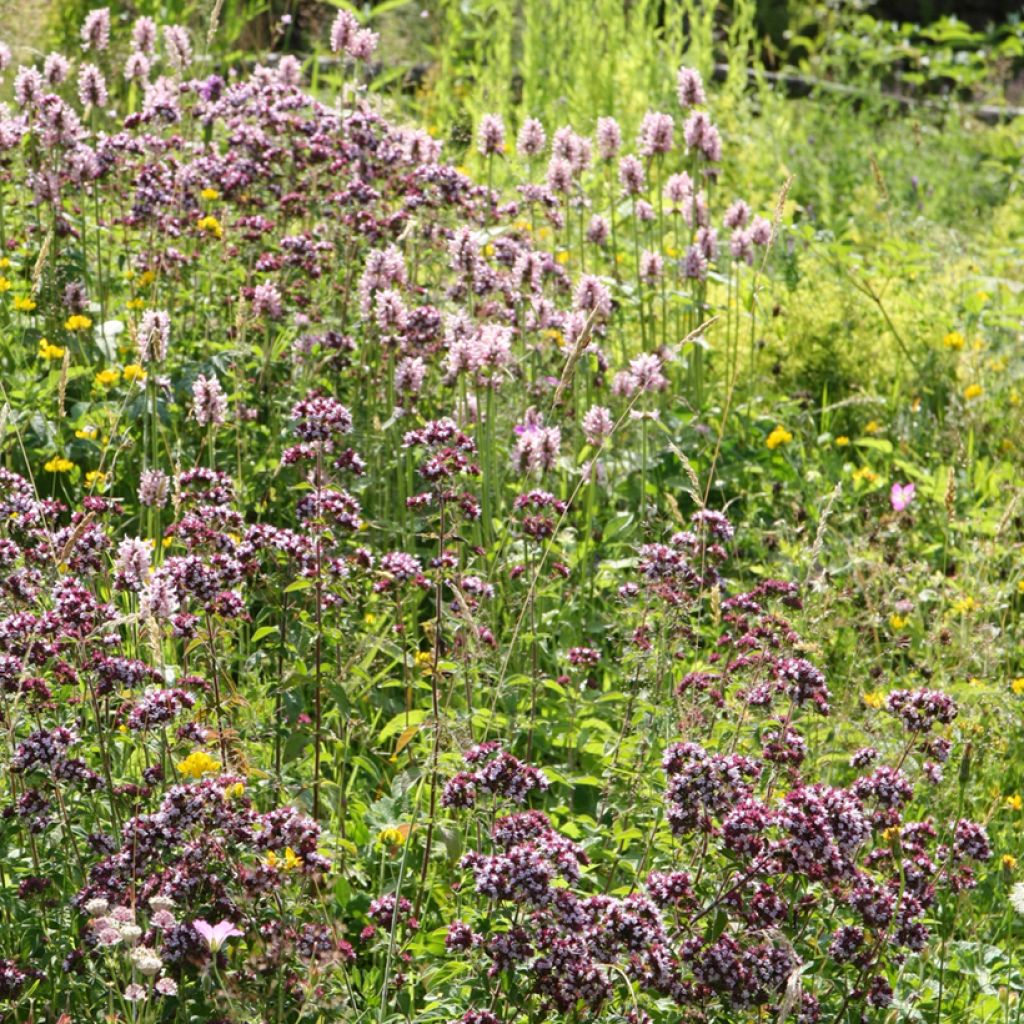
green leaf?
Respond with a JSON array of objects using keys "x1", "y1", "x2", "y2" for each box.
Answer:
[{"x1": 378, "y1": 709, "x2": 430, "y2": 743}]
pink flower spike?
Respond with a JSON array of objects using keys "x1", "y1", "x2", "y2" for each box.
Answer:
[
  {"x1": 890, "y1": 482, "x2": 915, "y2": 512},
  {"x1": 193, "y1": 919, "x2": 243, "y2": 952}
]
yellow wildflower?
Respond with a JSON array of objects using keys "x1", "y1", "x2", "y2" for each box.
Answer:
[
  {"x1": 556, "y1": 250, "x2": 570, "y2": 265},
  {"x1": 889, "y1": 614, "x2": 908, "y2": 630},
  {"x1": 223, "y1": 781, "x2": 245, "y2": 799},
  {"x1": 201, "y1": 187, "x2": 220, "y2": 200},
  {"x1": 862, "y1": 691, "x2": 885, "y2": 709},
  {"x1": 125, "y1": 297, "x2": 145, "y2": 310},
  {"x1": 864, "y1": 420, "x2": 881, "y2": 434},
  {"x1": 76, "y1": 425, "x2": 98, "y2": 440},
  {"x1": 0, "y1": 276, "x2": 10, "y2": 292},
  {"x1": 38, "y1": 338, "x2": 65, "y2": 361},
  {"x1": 1012, "y1": 678, "x2": 1024, "y2": 695},
  {"x1": 13, "y1": 295, "x2": 36, "y2": 312},
  {"x1": 943, "y1": 331, "x2": 965, "y2": 350},
  {"x1": 138, "y1": 270, "x2": 156, "y2": 287},
  {"x1": 835, "y1": 435, "x2": 850, "y2": 446},
  {"x1": 123, "y1": 363, "x2": 147, "y2": 383},
  {"x1": 64, "y1": 314, "x2": 92, "y2": 331},
  {"x1": 852, "y1": 466, "x2": 879, "y2": 485},
  {"x1": 765, "y1": 425, "x2": 793, "y2": 450},
  {"x1": 378, "y1": 826, "x2": 407, "y2": 848},
  {"x1": 952, "y1": 596, "x2": 976, "y2": 615},
  {"x1": 44, "y1": 456, "x2": 74, "y2": 474},
  {"x1": 483, "y1": 243, "x2": 494, "y2": 257},
  {"x1": 84, "y1": 470, "x2": 106, "y2": 488},
  {"x1": 197, "y1": 214, "x2": 223, "y2": 239},
  {"x1": 964, "y1": 383, "x2": 983, "y2": 400},
  {"x1": 264, "y1": 847, "x2": 302, "y2": 870},
  {"x1": 414, "y1": 650, "x2": 433, "y2": 673},
  {"x1": 0, "y1": 257, "x2": 10, "y2": 269},
  {"x1": 1002, "y1": 854, "x2": 1018, "y2": 871},
  {"x1": 1005, "y1": 795, "x2": 1023, "y2": 812},
  {"x1": 176, "y1": 751, "x2": 222, "y2": 779},
  {"x1": 95, "y1": 368, "x2": 120, "y2": 387}
]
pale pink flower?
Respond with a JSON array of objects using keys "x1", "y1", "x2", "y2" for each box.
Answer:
[
  {"x1": 193, "y1": 919, "x2": 243, "y2": 952},
  {"x1": 890, "y1": 482, "x2": 915, "y2": 512}
]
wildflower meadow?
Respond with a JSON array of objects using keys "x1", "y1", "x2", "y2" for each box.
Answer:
[{"x1": 0, "y1": 1, "x2": 1023, "y2": 1022}]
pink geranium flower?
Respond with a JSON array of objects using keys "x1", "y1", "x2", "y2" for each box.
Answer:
[
  {"x1": 890, "y1": 482, "x2": 915, "y2": 512},
  {"x1": 193, "y1": 919, "x2": 243, "y2": 952}
]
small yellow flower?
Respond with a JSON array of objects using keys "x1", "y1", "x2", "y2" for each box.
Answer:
[
  {"x1": 13, "y1": 295, "x2": 36, "y2": 312},
  {"x1": 84, "y1": 470, "x2": 106, "y2": 488},
  {"x1": 835, "y1": 435, "x2": 850, "y2": 446},
  {"x1": 943, "y1": 331, "x2": 965, "y2": 350},
  {"x1": 44, "y1": 456, "x2": 74, "y2": 474},
  {"x1": 483, "y1": 243, "x2": 495, "y2": 257},
  {"x1": 964, "y1": 383, "x2": 983, "y2": 400},
  {"x1": 176, "y1": 751, "x2": 222, "y2": 779},
  {"x1": 363, "y1": 612, "x2": 376, "y2": 625},
  {"x1": 223, "y1": 781, "x2": 245, "y2": 799},
  {"x1": 414, "y1": 650, "x2": 433, "y2": 673},
  {"x1": 125, "y1": 297, "x2": 145, "y2": 310},
  {"x1": 197, "y1": 214, "x2": 223, "y2": 239},
  {"x1": 1002, "y1": 854, "x2": 1018, "y2": 871},
  {"x1": 967, "y1": 676, "x2": 983, "y2": 687},
  {"x1": 201, "y1": 187, "x2": 220, "y2": 200},
  {"x1": 64, "y1": 314, "x2": 92, "y2": 331},
  {"x1": 864, "y1": 420, "x2": 881, "y2": 434},
  {"x1": 1012, "y1": 678, "x2": 1024, "y2": 695},
  {"x1": 556, "y1": 250, "x2": 570, "y2": 265},
  {"x1": 765, "y1": 425, "x2": 793, "y2": 450},
  {"x1": 123, "y1": 363, "x2": 147, "y2": 383},
  {"x1": 38, "y1": 338, "x2": 66, "y2": 361},
  {"x1": 0, "y1": 276, "x2": 11, "y2": 292},
  {"x1": 852, "y1": 466, "x2": 879, "y2": 485},
  {"x1": 137, "y1": 269, "x2": 156, "y2": 287},
  {"x1": 378, "y1": 826, "x2": 407, "y2": 848},
  {"x1": 1005, "y1": 795, "x2": 1023, "y2": 812},
  {"x1": 952, "y1": 596, "x2": 976, "y2": 615},
  {"x1": 95, "y1": 368, "x2": 120, "y2": 387},
  {"x1": 76, "y1": 425, "x2": 98, "y2": 440},
  {"x1": 862, "y1": 691, "x2": 885, "y2": 709},
  {"x1": 0, "y1": 257, "x2": 10, "y2": 269},
  {"x1": 162, "y1": 536, "x2": 173, "y2": 548},
  {"x1": 889, "y1": 614, "x2": 908, "y2": 630},
  {"x1": 264, "y1": 846, "x2": 302, "y2": 870}
]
